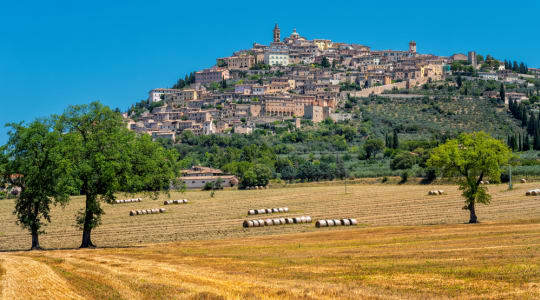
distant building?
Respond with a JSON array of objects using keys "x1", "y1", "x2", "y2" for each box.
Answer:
[
  {"x1": 478, "y1": 72, "x2": 498, "y2": 80},
  {"x1": 304, "y1": 105, "x2": 324, "y2": 123},
  {"x1": 179, "y1": 166, "x2": 239, "y2": 189},
  {"x1": 409, "y1": 41, "x2": 416, "y2": 53},
  {"x1": 148, "y1": 88, "x2": 181, "y2": 103},
  {"x1": 468, "y1": 51, "x2": 477, "y2": 67},
  {"x1": 264, "y1": 47, "x2": 290, "y2": 66},
  {"x1": 195, "y1": 67, "x2": 230, "y2": 84},
  {"x1": 450, "y1": 53, "x2": 468, "y2": 62},
  {"x1": 273, "y1": 23, "x2": 281, "y2": 43}
]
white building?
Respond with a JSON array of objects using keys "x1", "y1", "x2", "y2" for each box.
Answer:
[
  {"x1": 264, "y1": 44, "x2": 290, "y2": 66},
  {"x1": 148, "y1": 88, "x2": 181, "y2": 103}
]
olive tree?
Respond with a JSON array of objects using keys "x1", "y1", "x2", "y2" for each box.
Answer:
[
  {"x1": 0, "y1": 120, "x2": 74, "y2": 250},
  {"x1": 427, "y1": 132, "x2": 511, "y2": 223},
  {"x1": 57, "y1": 102, "x2": 179, "y2": 248}
]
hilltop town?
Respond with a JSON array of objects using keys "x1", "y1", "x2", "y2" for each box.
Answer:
[{"x1": 126, "y1": 24, "x2": 538, "y2": 141}]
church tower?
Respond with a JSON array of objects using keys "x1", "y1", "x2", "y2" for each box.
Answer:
[{"x1": 273, "y1": 23, "x2": 281, "y2": 43}]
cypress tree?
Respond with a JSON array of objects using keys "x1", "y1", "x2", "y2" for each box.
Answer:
[
  {"x1": 500, "y1": 83, "x2": 505, "y2": 103},
  {"x1": 392, "y1": 129, "x2": 399, "y2": 149},
  {"x1": 524, "y1": 134, "x2": 531, "y2": 151}
]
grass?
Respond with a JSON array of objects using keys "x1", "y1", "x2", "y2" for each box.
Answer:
[
  {"x1": 2, "y1": 182, "x2": 540, "y2": 251},
  {"x1": 0, "y1": 221, "x2": 539, "y2": 299}
]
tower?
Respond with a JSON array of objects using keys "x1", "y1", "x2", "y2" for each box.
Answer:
[
  {"x1": 273, "y1": 23, "x2": 281, "y2": 43},
  {"x1": 468, "y1": 51, "x2": 477, "y2": 67},
  {"x1": 409, "y1": 41, "x2": 416, "y2": 53}
]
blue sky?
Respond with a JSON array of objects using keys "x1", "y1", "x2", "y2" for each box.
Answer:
[{"x1": 1, "y1": 0, "x2": 539, "y2": 143}]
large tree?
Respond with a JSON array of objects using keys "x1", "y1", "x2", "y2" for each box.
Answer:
[
  {"x1": 427, "y1": 132, "x2": 511, "y2": 223},
  {"x1": 57, "y1": 102, "x2": 179, "y2": 248},
  {"x1": 0, "y1": 120, "x2": 73, "y2": 250}
]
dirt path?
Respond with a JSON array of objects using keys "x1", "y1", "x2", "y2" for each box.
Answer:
[{"x1": 0, "y1": 254, "x2": 84, "y2": 300}]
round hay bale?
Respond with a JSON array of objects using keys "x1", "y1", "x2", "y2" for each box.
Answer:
[
  {"x1": 130, "y1": 210, "x2": 135, "y2": 216},
  {"x1": 265, "y1": 219, "x2": 273, "y2": 226},
  {"x1": 140, "y1": 210, "x2": 146, "y2": 215},
  {"x1": 286, "y1": 218, "x2": 294, "y2": 224},
  {"x1": 293, "y1": 217, "x2": 300, "y2": 224},
  {"x1": 164, "y1": 201, "x2": 169, "y2": 205},
  {"x1": 341, "y1": 219, "x2": 351, "y2": 226},
  {"x1": 305, "y1": 216, "x2": 312, "y2": 223},
  {"x1": 183, "y1": 199, "x2": 188, "y2": 203},
  {"x1": 272, "y1": 219, "x2": 281, "y2": 225},
  {"x1": 428, "y1": 191, "x2": 434, "y2": 195},
  {"x1": 258, "y1": 219, "x2": 265, "y2": 226},
  {"x1": 439, "y1": 190, "x2": 444, "y2": 195},
  {"x1": 266, "y1": 209, "x2": 272, "y2": 214},
  {"x1": 485, "y1": 180, "x2": 490, "y2": 184},
  {"x1": 159, "y1": 208, "x2": 166, "y2": 213},
  {"x1": 146, "y1": 209, "x2": 152, "y2": 214},
  {"x1": 349, "y1": 219, "x2": 358, "y2": 225},
  {"x1": 272, "y1": 208, "x2": 279, "y2": 213},
  {"x1": 326, "y1": 220, "x2": 335, "y2": 226},
  {"x1": 252, "y1": 220, "x2": 260, "y2": 227},
  {"x1": 243, "y1": 220, "x2": 251, "y2": 228},
  {"x1": 138, "y1": 210, "x2": 143, "y2": 215},
  {"x1": 334, "y1": 219, "x2": 341, "y2": 226},
  {"x1": 532, "y1": 190, "x2": 538, "y2": 196},
  {"x1": 278, "y1": 208, "x2": 284, "y2": 213},
  {"x1": 316, "y1": 220, "x2": 327, "y2": 227},
  {"x1": 258, "y1": 209, "x2": 266, "y2": 214},
  {"x1": 300, "y1": 216, "x2": 307, "y2": 223},
  {"x1": 521, "y1": 178, "x2": 527, "y2": 183},
  {"x1": 248, "y1": 210, "x2": 256, "y2": 215},
  {"x1": 283, "y1": 207, "x2": 289, "y2": 212},
  {"x1": 279, "y1": 218, "x2": 286, "y2": 224},
  {"x1": 526, "y1": 190, "x2": 531, "y2": 196}
]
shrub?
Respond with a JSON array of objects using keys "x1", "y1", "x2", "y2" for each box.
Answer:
[
  {"x1": 399, "y1": 171, "x2": 409, "y2": 184},
  {"x1": 390, "y1": 152, "x2": 416, "y2": 170}
]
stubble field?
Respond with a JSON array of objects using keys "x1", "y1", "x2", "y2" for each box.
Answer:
[{"x1": 1, "y1": 182, "x2": 540, "y2": 299}]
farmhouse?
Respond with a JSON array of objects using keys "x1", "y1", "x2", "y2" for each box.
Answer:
[{"x1": 180, "y1": 166, "x2": 239, "y2": 189}]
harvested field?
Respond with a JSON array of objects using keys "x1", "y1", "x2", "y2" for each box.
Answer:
[
  {"x1": 1, "y1": 182, "x2": 540, "y2": 250},
  {"x1": 1, "y1": 220, "x2": 540, "y2": 299}
]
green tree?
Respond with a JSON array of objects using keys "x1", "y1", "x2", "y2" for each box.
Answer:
[
  {"x1": 57, "y1": 102, "x2": 179, "y2": 248},
  {"x1": 390, "y1": 152, "x2": 417, "y2": 170},
  {"x1": 321, "y1": 57, "x2": 330, "y2": 68},
  {"x1": 392, "y1": 129, "x2": 400, "y2": 149},
  {"x1": 0, "y1": 120, "x2": 74, "y2": 250},
  {"x1": 363, "y1": 139, "x2": 384, "y2": 159},
  {"x1": 427, "y1": 132, "x2": 511, "y2": 223}
]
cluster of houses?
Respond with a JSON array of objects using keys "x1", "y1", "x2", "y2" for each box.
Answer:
[{"x1": 126, "y1": 24, "x2": 533, "y2": 141}]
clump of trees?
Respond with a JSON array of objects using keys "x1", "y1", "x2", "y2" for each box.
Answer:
[{"x1": 0, "y1": 102, "x2": 179, "y2": 250}]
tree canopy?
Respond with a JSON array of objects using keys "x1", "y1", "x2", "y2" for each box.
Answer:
[
  {"x1": 0, "y1": 119, "x2": 74, "y2": 249},
  {"x1": 427, "y1": 132, "x2": 512, "y2": 223},
  {"x1": 56, "y1": 102, "x2": 179, "y2": 248}
]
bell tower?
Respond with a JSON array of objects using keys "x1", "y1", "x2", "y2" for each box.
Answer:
[{"x1": 273, "y1": 23, "x2": 281, "y2": 43}]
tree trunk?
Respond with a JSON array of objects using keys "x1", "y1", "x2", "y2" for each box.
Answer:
[
  {"x1": 468, "y1": 202, "x2": 478, "y2": 223},
  {"x1": 80, "y1": 194, "x2": 96, "y2": 248},
  {"x1": 30, "y1": 229, "x2": 42, "y2": 250}
]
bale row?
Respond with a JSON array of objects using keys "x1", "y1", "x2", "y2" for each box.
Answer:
[
  {"x1": 315, "y1": 218, "x2": 358, "y2": 228},
  {"x1": 130, "y1": 208, "x2": 166, "y2": 216},
  {"x1": 525, "y1": 189, "x2": 540, "y2": 196},
  {"x1": 243, "y1": 216, "x2": 312, "y2": 228},
  {"x1": 247, "y1": 207, "x2": 289, "y2": 215},
  {"x1": 246, "y1": 186, "x2": 268, "y2": 190},
  {"x1": 428, "y1": 190, "x2": 444, "y2": 195},
  {"x1": 164, "y1": 199, "x2": 188, "y2": 205},
  {"x1": 115, "y1": 198, "x2": 141, "y2": 204}
]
